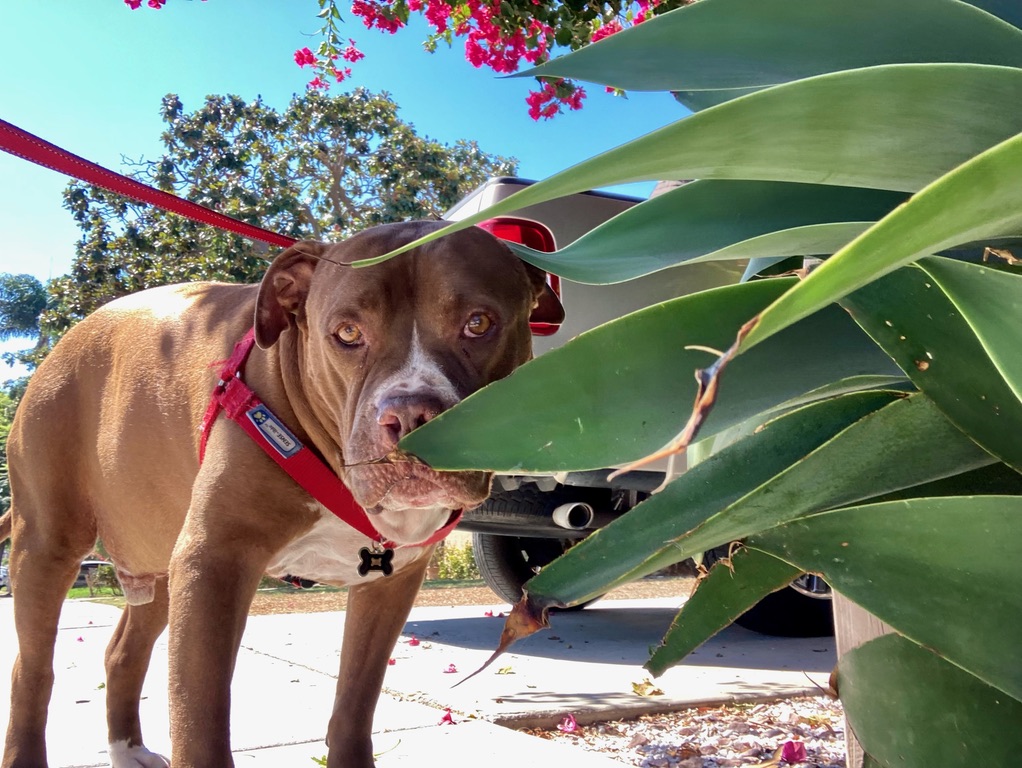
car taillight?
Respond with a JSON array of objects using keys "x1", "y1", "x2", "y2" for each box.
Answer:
[{"x1": 477, "y1": 217, "x2": 562, "y2": 336}]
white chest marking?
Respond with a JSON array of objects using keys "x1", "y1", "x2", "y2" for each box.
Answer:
[{"x1": 265, "y1": 504, "x2": 427, "y2": 586}]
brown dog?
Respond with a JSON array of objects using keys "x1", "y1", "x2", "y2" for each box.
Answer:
[{"x1": 0, "y1": 221, "x2": 560, "y2": 768}]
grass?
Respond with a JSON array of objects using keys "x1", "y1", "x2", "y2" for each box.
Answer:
[{"x1": 66, "y1": 577, "x2": 490, "y2": 611}]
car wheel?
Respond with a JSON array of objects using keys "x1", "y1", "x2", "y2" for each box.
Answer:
[
  {"x1": 472, "y1": 532, "x2": 596, "y2": 611},
  {"x1": 704, "y1": 547, "x2": 834, "y2": 637}
]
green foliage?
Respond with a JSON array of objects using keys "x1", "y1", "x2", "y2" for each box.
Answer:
[
  {"x1": 0, "y1": 274, "x2": 45, "y2": 342},
  {"x1": 433, "y1": 541, "x2": 482, "y2": 581},
  {"x1": 384, "y1": 0, "x2": 1022, "y2": 763},
  {"x1": 0, "y1": 273, "x2": 49, "y2": 372},
  {"x1": 48, "y1": 88, "x2": 516, "y2": 337}
]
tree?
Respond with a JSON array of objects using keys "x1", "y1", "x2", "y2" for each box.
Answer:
[
  {"x1": 124, "y1": 0, "x2": 693, "y2": 119},
  {"x1": 49, "y1": 88, "x2": 516, "y2": 336},
  {"x1": 0, "y1": 273, "x2": 49, "y2": 374},
  {"x1": 360, "y1": 0, "x2": 1022, "y2": 764},
  {"x1": 0, "y1": 274, "x2": 45, "y2": 343}
]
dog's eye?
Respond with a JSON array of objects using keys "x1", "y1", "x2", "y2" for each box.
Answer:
[
  {"x1": 336, "y1": 324, "x2": 364, "y2": 346},
  {"x1": 463, "y1": 313, "x2": 493, "y2": 338}
]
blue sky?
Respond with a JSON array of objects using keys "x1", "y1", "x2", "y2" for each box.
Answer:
[{"x1": 1, "y1": 0, "x2": 684, "y2": 287}]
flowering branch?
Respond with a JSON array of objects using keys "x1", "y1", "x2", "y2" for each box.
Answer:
[{"x1": 123, "y1": 0, "x2": 694, "y2": 119}]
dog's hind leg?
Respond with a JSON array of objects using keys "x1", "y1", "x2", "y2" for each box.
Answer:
[
  {"x1": 2, "y1": 505, "x2": 93, "y2": 768},
  {"x1": 105, "y1": 577, "x2": 170, "y2": 768}
]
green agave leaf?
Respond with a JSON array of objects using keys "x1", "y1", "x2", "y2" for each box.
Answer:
[
  {"x1": 645, "y1": 548, "x2": 801, "y2": 677},
  {"x1": 521, "y1": 0, "x2": 1022, "y2": 95},
  {"x1": 503, "y1": 180, "x2": 902, "y2": 285},
  {"x1": 402, "y1": 279, "x2": 901, "y2": 471},
  {"x1": 864, "y1": 461, "x2": 1022, "y2": 506},
  {"x1": 360, "y1": 65, "x2": 1022, "y2": 266},
  {"x1": 703, "y1": 373, "x2": 914, "y2": 456},
  {"x1": 840, "y1": 634, "x2": 1022, "y2": 767},
  {"x1": 843, "y1": 258, "x2": 1022, "y2": 471},
  {"x1": 751, "y1": 496, "x2": 1022, "y2": 701},
  {"x1": 740, "y1": 131, "x2": 1022, "y2": 353},
  {"x1": 922, "y1": 257, "x2": 1022, "y2": 403},
  {"x1": 968, "y1": 0, "x2": 1022, "y2": 28},
  {"x1": 672, "y1": 87, "x2": 760, "y2": 112},
  {"x1": 520, "y1": 393, "x2": 994, "y2": 608}
]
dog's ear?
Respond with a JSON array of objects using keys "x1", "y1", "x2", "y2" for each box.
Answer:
[
  {"x1": 522, "y1": 262, "x2": 565, "y2": 325},
  {"x1": 254, "y1": 241, "x2": 325, "y2": 349}
]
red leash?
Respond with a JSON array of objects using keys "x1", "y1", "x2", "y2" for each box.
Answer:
[
  {"x1": 200, "y1": 331, "x2": 462, "y2": 554},
  {"x1": 0, "y1": 118, "x2": 297, "y2": 249}
]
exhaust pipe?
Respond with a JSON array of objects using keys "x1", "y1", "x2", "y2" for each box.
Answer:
[{"x1": 551, "y1": 502, "x2": 595, "y2": 531}]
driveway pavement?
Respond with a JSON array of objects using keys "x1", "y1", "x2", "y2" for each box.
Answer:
[{"x1": 0, "y1": 595, "x2": 834, "y2": 767}]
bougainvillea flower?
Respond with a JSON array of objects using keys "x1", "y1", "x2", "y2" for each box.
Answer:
[
  {"x1": 293, "y1": 47, "x2": 317, "y2": 67},
  {"x1": 439, "y1": 709, "x2": 457, "y2": 725},
  {"x1": 408, "y1": 635, "x2": 420, "y2": 647},
  {"x1": 781, "y1": 740, "x2": 807, "y2": 763},
  {"x1": 557, "y1": 713, "x2": 578, "y2": 733}
]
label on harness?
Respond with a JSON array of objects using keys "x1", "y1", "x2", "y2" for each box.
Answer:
[{"x1": 247, "y1": 405, "x2": 302, "y2": 458}]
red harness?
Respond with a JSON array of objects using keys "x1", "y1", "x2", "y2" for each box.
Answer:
[{"x1": 199, "y1": 330, "x2": 462, "y2": 556}]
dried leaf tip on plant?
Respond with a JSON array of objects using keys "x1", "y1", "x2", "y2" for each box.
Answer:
[{"x1": 454, "y1": 595, "x2": 550, "y2": 686}]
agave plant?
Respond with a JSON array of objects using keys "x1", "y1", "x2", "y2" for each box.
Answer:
[{"x1": 372, "y1": 0, "x2": 1022, "y2": 763}]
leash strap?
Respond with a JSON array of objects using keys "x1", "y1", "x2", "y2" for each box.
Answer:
[
  {"x1": 200, "y1": 330, "x2": 462, "y2": 551},
  {"x1": 0, "y1": 118, "x2": 297, "y2": 249}
]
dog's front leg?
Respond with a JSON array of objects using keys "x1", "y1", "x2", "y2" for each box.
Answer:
[
  {"x1": 165, "y1": 516, "x2": 276, "y2": 768},
  {"x1": 326, "y1": 546, "x2": 433, "y2": 768}
]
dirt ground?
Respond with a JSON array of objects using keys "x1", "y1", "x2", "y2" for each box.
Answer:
[{"x1": 247, "y1": 575, "x2": 696, "y2": 615}]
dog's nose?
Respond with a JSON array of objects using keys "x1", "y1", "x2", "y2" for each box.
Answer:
[{"x1": 376, "y1": 394, "x2": 445, "y2": 448}]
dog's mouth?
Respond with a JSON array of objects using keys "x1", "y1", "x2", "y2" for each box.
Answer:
[{"x1": 345, "y1": 459, "x2": 491, "y2": 514}]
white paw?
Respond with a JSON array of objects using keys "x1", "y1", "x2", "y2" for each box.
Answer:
[{"x1": 109, "y1": 740, "x2": 171, "y2": 768}]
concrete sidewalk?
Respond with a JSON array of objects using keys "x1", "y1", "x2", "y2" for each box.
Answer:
[{"x1": 0, "y1": 596, "x2": 834, "y2": 767}]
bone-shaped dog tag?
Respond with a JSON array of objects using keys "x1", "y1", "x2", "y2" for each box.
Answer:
[{"x1": 357, "y1": 546, "x2": 394, "y2": 577}]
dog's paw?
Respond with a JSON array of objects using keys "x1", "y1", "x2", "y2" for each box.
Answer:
[{"x1": 109, "y1": 741, "x2": 171, "y2": 768}]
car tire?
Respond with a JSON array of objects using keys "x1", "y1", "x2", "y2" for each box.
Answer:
[
  {"x1": 704, "y1": 547, "x2": 834, "y2": 637},
  {"x1": 472, "y1": 532, "x2": 596, "y2": 611},
  {"x1": 732, "y1": 584, "x2": 834, "y2": 637}
]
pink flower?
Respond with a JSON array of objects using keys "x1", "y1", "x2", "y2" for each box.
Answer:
[
  {"x1": 294, "y1": 47, "x2": 317, "y2": 68},
  {"x1": 387, "y1": 658, "x2": 396, "y2": 666},
  {"x1": 424, "y1": 0, "x2": 451, "y2": 33},
  {"x1": 444, "y1": 663, "x2": 458, "y2": 674},
  {"x1": 124, "y1": 0, "x2": 144, "y2": 8},
  {"x1": 557, "y1": 713, "x2": 578, "y2": 733},
  {"x1": 408, "y1": 635, "x2": 420, "y2": 647},
  {"x1": 334, "y1": 67, "x2": 353, "y2": 82},
  {"x1": 591, "y1": 20, "x2": 623, "y2": 43},
  {"x1": 147, "y1": 0, "x2": 166, "y2": 8},
  {"x1": 351, "y1": 0, "x2": 404, "y2": 33},
  {"x1": 307, "y1": 76, "x2": 329, "y2": 90},
  {"x1": 439, "y1": 709, "x2": 457, "y2": 725},
  {"x1": 781, "y1": 740, "x2": 807, "y2": 763},
  {"x1": 76, "y1": 636, "x2": 84, "y2": 643},
  {"x1": 565, "y1": 86, "x2": 586, "y2": 111},
  {"x1": 341, "y1": 42, "x2": 365, "y2": 63}
]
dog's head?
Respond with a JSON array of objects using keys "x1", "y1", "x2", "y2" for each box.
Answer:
[{"x1": 253, "y1": 221, "x2": 562, "y2": 543}]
